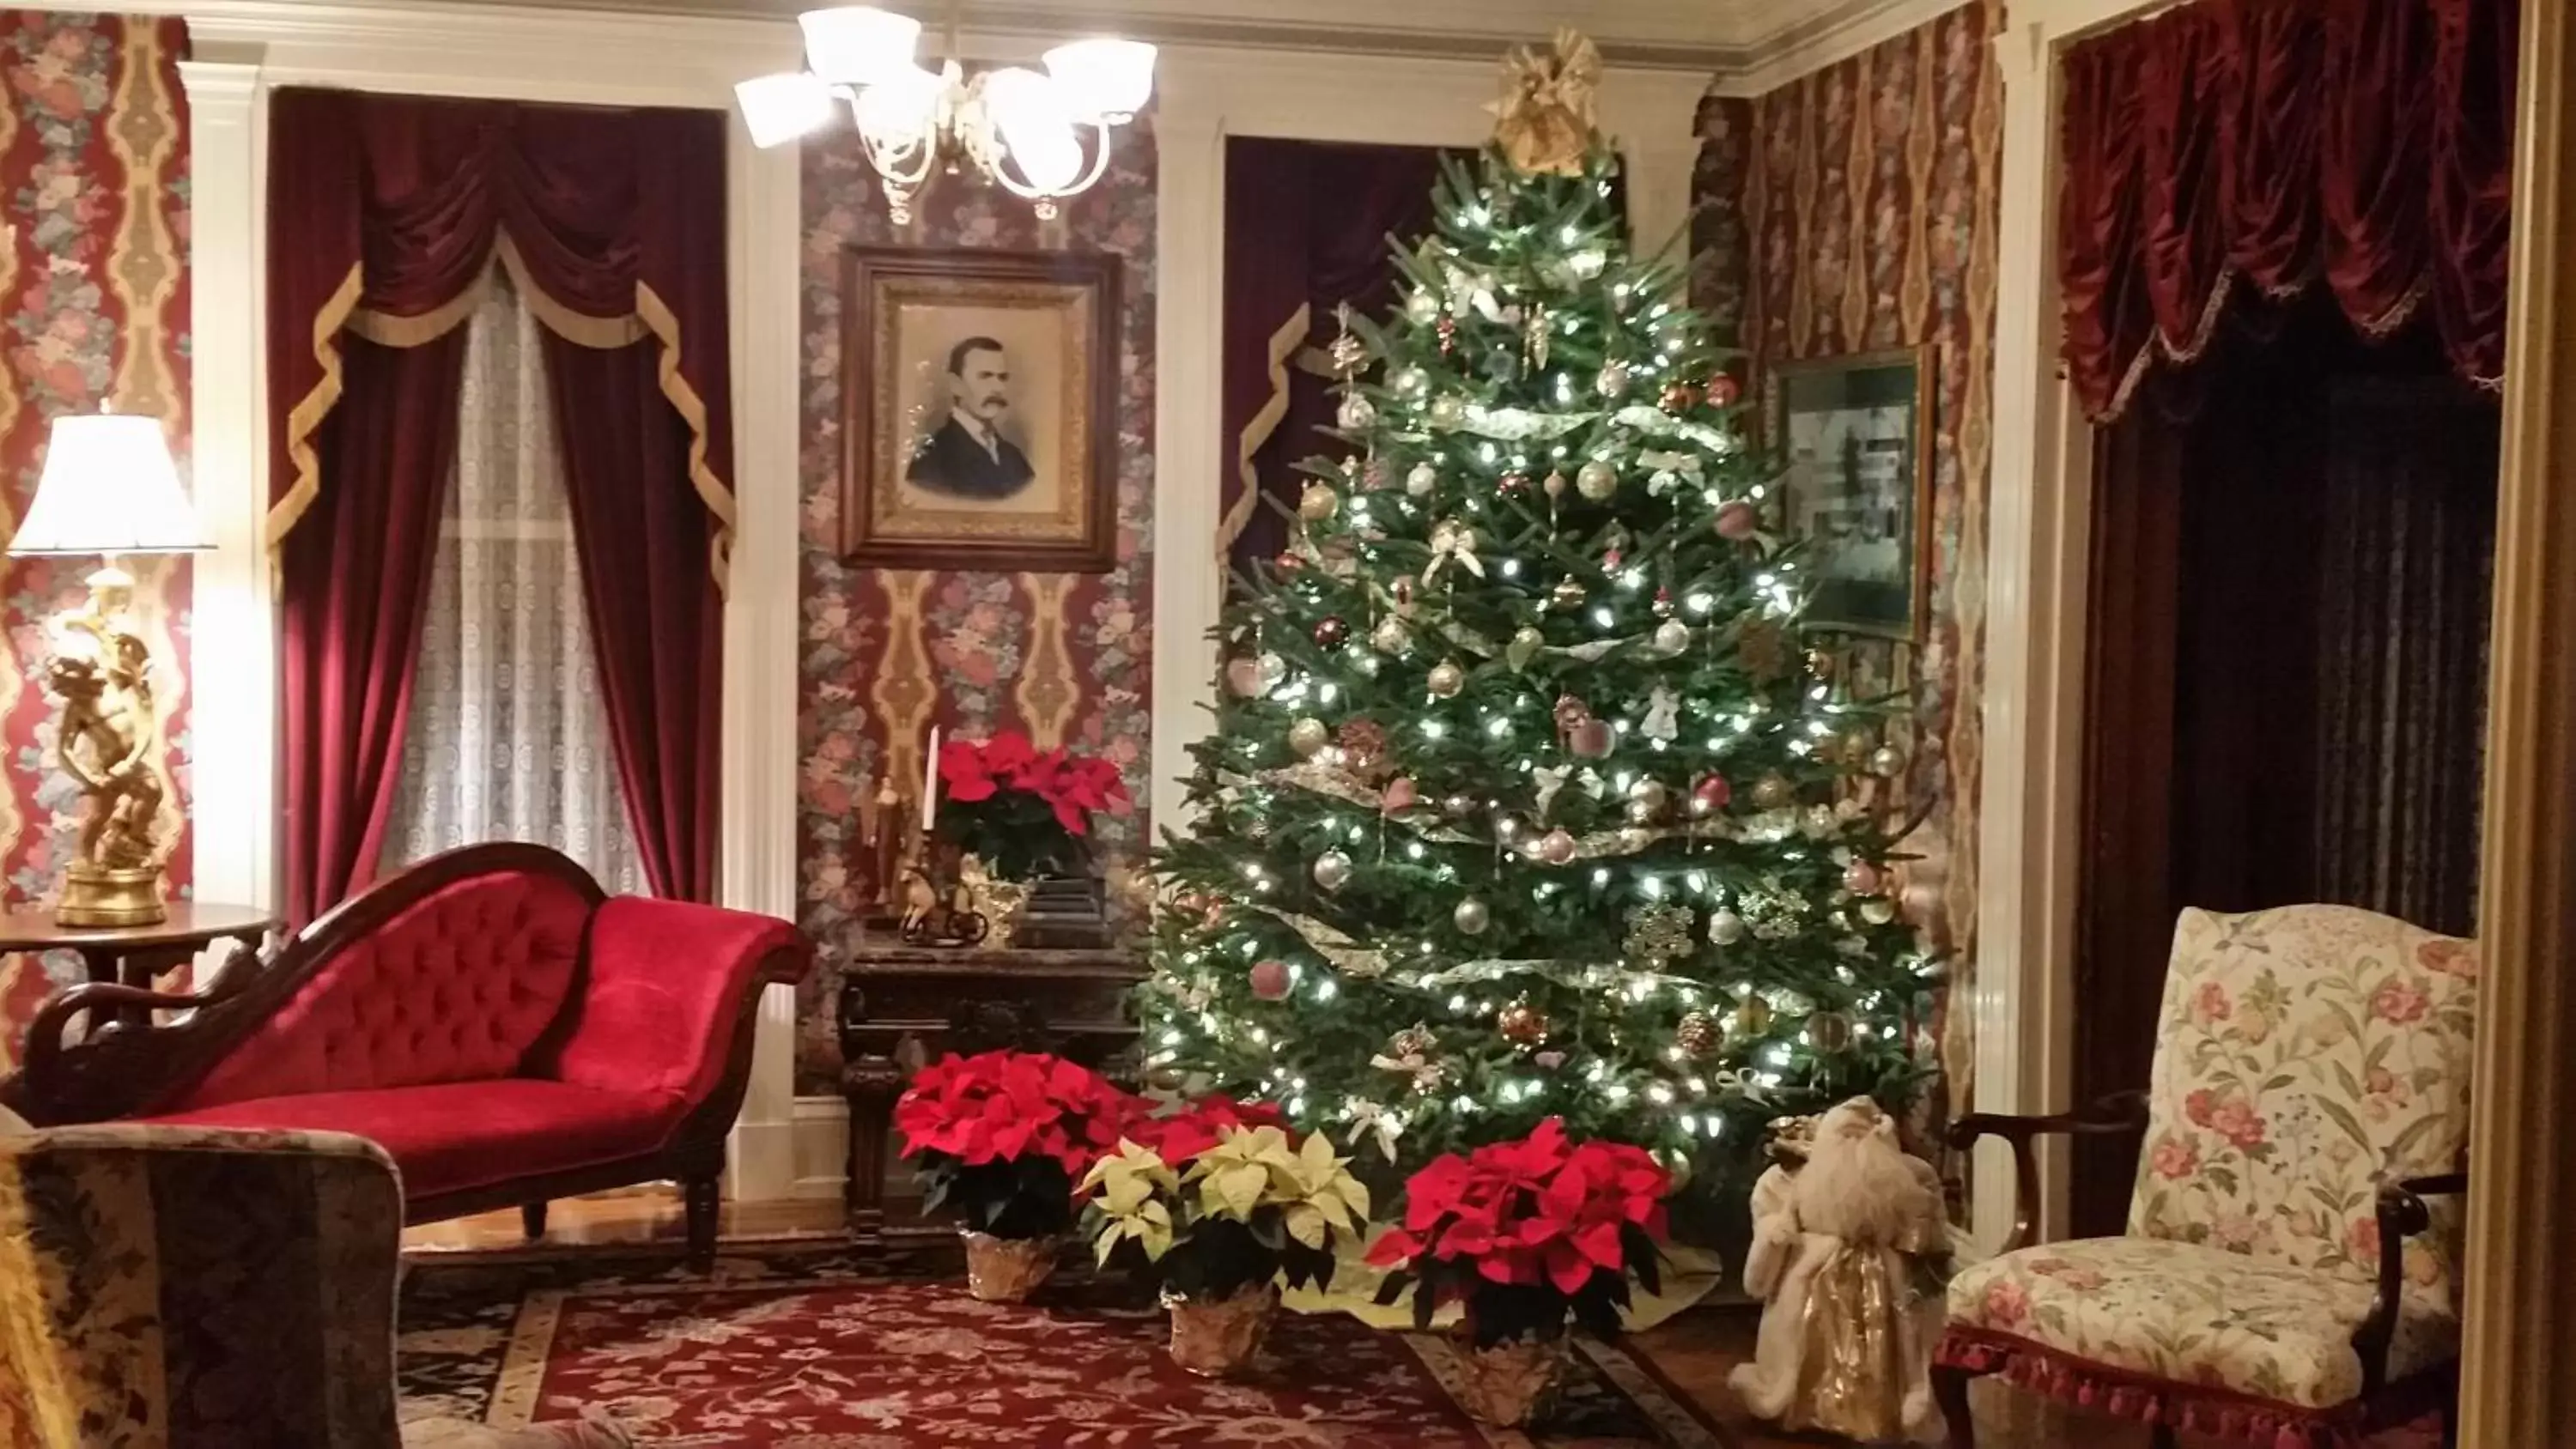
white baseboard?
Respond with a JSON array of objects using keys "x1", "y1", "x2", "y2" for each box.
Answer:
[
  {"x1": 790, "y1": 1095, "x2": 853, "y2": 1202},
  {"x1": 725, "y1": 1114, "x2": 801, "y2": 1203}
]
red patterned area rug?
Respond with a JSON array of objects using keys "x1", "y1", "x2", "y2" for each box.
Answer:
[{"x1": 398, "y1": 1246, "x2": 1736, "y2": 1447}]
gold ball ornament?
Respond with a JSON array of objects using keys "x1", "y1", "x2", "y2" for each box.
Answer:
[
  {"x1": 1860, "y1": 897, "x2": 1899, "y2": 925},
  {"x1": 1594, "y1": 360, "x2": 1631, "y2": 398},
  {"x1": 1453, "y1": 897, "x2": 1492, "y2": 935},
  {"x1": 1498, "y1": 1000, "x2": 1551, "y2": 1046},
  {"x1": 1426, "y1": 658, "x2": 1467, "y2": 698},
  {"x1": 1675, "y1": 1010, "x2": 1721, "y2": 1059},
  {"x1": 1371, "y1": 615, "x2": 1410, "y2": 654},
  {"x1": 1390, "y1": 364, "x2": 1430, "y2": 397},
  {"x1": 1429, "y1": 394, "x2": 1467, "y2": 429},
  {"x1": 1299, "y1": 482, "x2": 1340, "y2": 521},
  {"x1": 1733, "y1": 991, "x2": 1771, "y2": 1034},
  {"x1": 1404, "y1": 290, "x2": 1441, "y2": 324},
  {"x1": 1576, "y1": 458, "x2": 1617, "y2": 501},
  {"x1": 1550, "y1": 574, "x2": 1588, "y2": 610},
  {"x1": 1869, "y1": 744, "x2": 1906, "y2": 777},
  {"x1": 1542, "y1": 469, "x2": 1567, "y2": 500},
  {"x1": 1289, "y1": 717, "x2": 1331, "y2": 757},
  {"x1": 1753, "y1": 774, "x2": 1796, "y2": 810},
  {"x1": 1806, "y1": 1011, "x2": 1855, "y2": 1053}
]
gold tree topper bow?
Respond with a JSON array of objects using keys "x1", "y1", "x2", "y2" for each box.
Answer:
[{"x1": 1488, "y1": 28, "x2": 1604, "y2": 177}]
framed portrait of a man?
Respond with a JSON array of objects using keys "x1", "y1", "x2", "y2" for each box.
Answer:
[
  {"x1": 1767, "y1": 346, "x2": 1935, "y2": 640},
  {"x1": 839, "y1": 246, "x2": 1121, "y2": 572}
]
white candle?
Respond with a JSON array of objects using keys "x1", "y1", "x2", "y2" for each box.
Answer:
[{"x1": 920, "y1": 724, "x2": 940, "y2": 833}]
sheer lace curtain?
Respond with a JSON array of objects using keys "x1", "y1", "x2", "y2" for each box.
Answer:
[{"x1": 386, "y1": 272, "x2": 648, "y2": 894}]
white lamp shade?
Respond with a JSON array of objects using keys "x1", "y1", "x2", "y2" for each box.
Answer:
[
  {"x1": 1042, "y1": 39, "x2": 1155, "y2": 120},
  {"x1": 799, "y1": 6, "x2": 920, "y2": 87},
  {"x1": 10, "y1": 412, "x2": 204, "y2": 556},
  {"x1": 982, "y1": 67, "x2": 1084, "y2": 192},
  {"x1": 736, "y1": 71, "x2": 836, "y2": 149},
  {"x1": 852, "y1": 63, "x2": 944, "y2": 149}
]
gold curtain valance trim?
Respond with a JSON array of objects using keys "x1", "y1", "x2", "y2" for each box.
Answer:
[
  {"x1": 635, "y1": 279, "x2": 738, "y2": 596},
  {"x1": 1217, "y1": 300, "x2": 1310, "y2": 561},
  {"x1": 264, "y1": 262, "x2": 363, "y2": 558},
  {"x1": 268, "y1": 234, "x2": 733, "y2": 597}
]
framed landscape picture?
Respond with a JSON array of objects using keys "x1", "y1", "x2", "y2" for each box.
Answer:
[
  {"x1": 1768, "y1": 345, "x2": 1935, "y2": 640},
  {"x1": 839, "y1": 246, "x2": 1121, "y2": 572}
]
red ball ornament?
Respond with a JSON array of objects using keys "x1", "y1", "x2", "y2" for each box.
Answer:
[
  {"x1": 1498, "y1": 470, "x2": 1530, "y2": 496},
  {"x1": 1276, "y1": 550, "x2": 1306, "y2": 573},
  {"x1": 1715, "y1": 500, "x2": 1761, "y2": 541},
  {"x1": 1691, "y1": 775, "x2": 1733, "y2": 815},
  {"x1": 1381, "y1": 776, "x2": 1419, "y2": 813},
  {"x1": 1568, "y1": 718, "x2": 1615, "y2": 758},
  {"x1": 1314, "y1": 615, "x2": 1350, "y2": 649},
  {"x1": 1249, "y1": 960, "x2": 1292, "y2": 1000},
  {"x1": 1844, "y1": 859, "x2": 1885, "y2": 894},
  {"x1": 1707, "y1": 373, "x2": 1741, "y2": 409},
  {"x1": 1659, "y1": 379, "x2": 1704, "y2": 415}
]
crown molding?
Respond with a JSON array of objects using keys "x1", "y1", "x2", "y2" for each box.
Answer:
[{"x1": 1714, "y1": 0, "x2": 1978, "y2": 98}]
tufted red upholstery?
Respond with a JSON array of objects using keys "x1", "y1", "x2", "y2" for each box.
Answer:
[
  {"x1": 174, "y1": 870, "x2": 595, "y2": 1110},
  {"x1": 143, "y1": 1080, "x2": 672, "y2": 1199},
  {"x1": 534, "y1": 899, "x2": 806, "y2": 1106}
]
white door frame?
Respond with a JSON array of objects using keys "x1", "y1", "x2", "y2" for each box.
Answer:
[{"x1": 1969, "y1": 0, "x2": 2176, "y2": 1251}]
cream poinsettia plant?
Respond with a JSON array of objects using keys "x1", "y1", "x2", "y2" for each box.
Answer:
[{"x1": 1079, "y1": 1100, "x2": 1373, "y2": 1302}]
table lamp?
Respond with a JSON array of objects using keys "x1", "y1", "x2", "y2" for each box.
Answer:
[{"x1": 7, "y1": 408, "x2": 206, "y2": 926}]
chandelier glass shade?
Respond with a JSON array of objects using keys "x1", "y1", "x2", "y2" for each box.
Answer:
[{"x1": 737, "y1": 7, "x2": 1155, "y2": 221}]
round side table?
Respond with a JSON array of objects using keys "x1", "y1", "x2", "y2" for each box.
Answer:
[{"x1": 0, "y1": 904, "x2": 277, "y2": 1015}]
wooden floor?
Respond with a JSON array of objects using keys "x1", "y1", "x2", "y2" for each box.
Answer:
[{"x1": 403, "y1": 1189, "x2": 2262, "y2": 1449}]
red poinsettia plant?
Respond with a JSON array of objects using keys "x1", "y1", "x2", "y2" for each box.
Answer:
[
  {"x1": 894, "y1": 1050, "x2": 1142, "y2": 1239},
  {"x1": 1368, "y1": 1118, "x2": 1673, "y2": 1347},
  {"x1": 936, "y1": 730, "x2": 1133, "y2": 880}
]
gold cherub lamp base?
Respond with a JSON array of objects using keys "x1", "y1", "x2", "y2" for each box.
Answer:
[{"x1": 58, "y1": 862, "x2": 167, "y2": 928}]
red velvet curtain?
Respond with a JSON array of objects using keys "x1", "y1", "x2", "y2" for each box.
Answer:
[
  {"x1": 2058, "y1": 0, "x2": 2516, "y2": 419},
  {"x1": 269, "y1": 89, "x2": 732, "y2": 919},
  {"x1": 1220, "y1": 139, "x2": 1449, "y2": 573}
]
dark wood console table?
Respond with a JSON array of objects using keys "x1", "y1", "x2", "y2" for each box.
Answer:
[
  {"x1": 0, "y1": 905, "x2": 276, "y2": 1027},
  {"x1": 835, "y1": 943, "x2": 1146, "y2": 1240}
]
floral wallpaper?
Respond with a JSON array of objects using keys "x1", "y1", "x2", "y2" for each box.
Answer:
[
  {"x1": 796, "y1": 116, "x2": 1157, "y2": 1092},
  {"x1": 1692, "y1": 0, "x2": 2002, "y2": 1114},
  {"x1": 0, "y1": 13, "x2": 190, "y2": 1066}
]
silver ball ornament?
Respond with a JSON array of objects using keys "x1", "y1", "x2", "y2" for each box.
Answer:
[
  {"x1": 1652, "y1": 619, "x2": 1691, "y2": 655},
  {"x1": 1313, "y1": 850, "x2": 1354, "y2": 892},
  {"x1": 1709, "y1": 908, "x2": 1747, "y2": 945},
  {"x1": 1453, "y1": 898, "x2": 1492, "y2": 935},
  {"x1": 1594, "y1": 360, "x2": 1631, "y2": 398},
  {"x1": 1406, "y1": 462, "x2": 1438, "y2": 497},
  {"x1": 1390, "y1": 365, "x2": 1430, "y2": 397},
  {"x1": 1337, "y1": 393, "x2": 1376, "y2": 431},
  {"x1": 1869, "y1": 745, "x2": 1905, "y2": 777},
  {"x1": 1404, "y1": 290, "x2": 1441, "y2": 324},
  {"x1": 1576, "y1": 458, "x2": 1617, "y2": 501},
  {"x1": 1289, "y1": 718, "x2": 1331, "y2": 758},
  {"x1": 1371, "y1": 615, "x2": 1410, "y2": 654},
  {"x1": 1537, "y1": 828, "x2": 1577, "y2": 865}
]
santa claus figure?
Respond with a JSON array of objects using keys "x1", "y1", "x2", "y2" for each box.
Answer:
[{"x1": 1729, "y1": 1096, "x2": 1949, "y2": 1442}]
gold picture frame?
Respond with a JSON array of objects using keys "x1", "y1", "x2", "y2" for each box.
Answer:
[
  {"x1": 838, "y1": 246, "x2": 1121, "y2": 572},
  {"x1": 1766, "y1": 344, "x2": 1936, "y2": 640}
]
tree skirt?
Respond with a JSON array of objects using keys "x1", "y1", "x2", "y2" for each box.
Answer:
[{"x1": 398, "y1": 1246, "x2": 1737, "y2": 1447}]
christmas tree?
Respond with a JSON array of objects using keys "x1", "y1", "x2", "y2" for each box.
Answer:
[{"x1": 1141, "y1": 33, "x2": 1939, "y2": 1192}]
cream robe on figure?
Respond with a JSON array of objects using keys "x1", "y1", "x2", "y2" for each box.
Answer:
[{"x1": 1729, "y1": 1097, "x2": 1948, "y2": 1444}]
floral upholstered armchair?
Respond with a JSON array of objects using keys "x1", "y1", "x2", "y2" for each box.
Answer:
[
  {"x1": 0, "y1": 1123, "x2": 626, "y2": 1448},
  {"x1": 1932, "y1": 906, "x2": 2474, "y2": 1448}
]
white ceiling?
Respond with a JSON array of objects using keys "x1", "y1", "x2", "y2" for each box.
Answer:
[{"x1": 392, "y1": 0, "x2": 1939, "y2": 73}]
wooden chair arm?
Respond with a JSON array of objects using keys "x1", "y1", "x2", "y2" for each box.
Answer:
[
  {"x1": 2355, "y1": 1168, "x2": 2469, "y2": 1396},
  {"x1": 1947, "y1": 1090, "x2": 2151, "y2": 1254},
  {"x1": 12, "y1": 943, "x2": 264, "y2": 1125}
]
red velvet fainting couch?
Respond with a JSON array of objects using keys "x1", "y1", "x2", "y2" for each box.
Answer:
[{"x1": 2, "y1": 843, "x2": 811, "y2": 1267}]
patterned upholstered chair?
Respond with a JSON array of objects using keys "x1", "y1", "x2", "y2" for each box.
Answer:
[
  {"x1": 1932, "y1": 906, "x2": 2474, "y2": 1448},
  {"x1": 0, "y1": 1123, "x2": 627, "y2": 1448}
]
